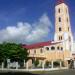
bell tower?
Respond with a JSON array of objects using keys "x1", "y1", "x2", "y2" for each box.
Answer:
[{"x1": 54, "y1": 0, "x2": 73, "y2": 52}]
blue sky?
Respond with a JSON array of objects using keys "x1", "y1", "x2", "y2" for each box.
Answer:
[{"x1": 0, "y1": 0, "x2": 75, "y2": 44}]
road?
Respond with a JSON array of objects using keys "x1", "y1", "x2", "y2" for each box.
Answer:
[
  {"x1": 0, "y1": 72, "x2": 38, "y2": 75},
  {"x1": 39, "y1": 69, "x2": 75, "y2": 75},
  {"x1": 0, "y1": 69, "x2": 75, "y2": 75}
]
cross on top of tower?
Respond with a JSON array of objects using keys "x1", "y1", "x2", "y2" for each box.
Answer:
[{"x1": 57, "y1": 0, "x2": 64, "y2": 5}]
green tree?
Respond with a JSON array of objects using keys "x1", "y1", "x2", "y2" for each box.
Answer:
[
  {"x1": 0, "y1": 42, "x2": 29, "y2": 64},
  {"x1": 0, "y1": 44, "x2": 5, "y2": 63}
]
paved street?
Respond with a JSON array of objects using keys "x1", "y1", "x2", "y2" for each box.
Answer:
[
  {"x1": 0, "y1": 69, "x2": 75, "y2": 75},
  {"x1": 39, "y1": 69, "x2": 75, "y2": 75},
  {"x1": 0, "y1": 71, "x2": 38, "y2": 75}
]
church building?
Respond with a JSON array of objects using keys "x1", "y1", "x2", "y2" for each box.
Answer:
[{"x1": 23, "y1": 0, "x2": 74, "y2": 68}]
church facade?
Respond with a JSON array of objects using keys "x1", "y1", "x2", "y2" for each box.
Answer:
[{"x1": 23, "y1": 0, "x2": 74, "y2": 68}]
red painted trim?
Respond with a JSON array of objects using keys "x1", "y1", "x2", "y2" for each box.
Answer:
[{"x1": 22, "y1": 41, "x2": 61, "y2": 49}]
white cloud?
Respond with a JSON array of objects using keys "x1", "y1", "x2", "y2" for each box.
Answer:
[
  {"x1": 74, "y1": 33, "x2": 75, "y2": 39},
  {"x1": 0, "y1": 14, "x2": 52, "y2": 44}
]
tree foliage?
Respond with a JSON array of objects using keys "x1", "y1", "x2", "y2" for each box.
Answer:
[{"x1": 0, "y1": 42, "x2": 29, "y2": 63}]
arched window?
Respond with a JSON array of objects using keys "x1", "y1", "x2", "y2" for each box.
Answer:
[
  {"x1": 34, "y1": 50, "x2": 36, "y2": 54},
  {"x1": 59, "y1": 27, "x2": 62, "y2": 31},
  {"x1": 66, "y1": 8, "x2": 67, "y2": 13},
  {"x1": 46, "y1": 47, "x2": 49, "y2": 51},
  {"x1": 68, "y1": 27, "x2": 69, "y2": 31},
  {"x1": 59, "y1": 17, "x2": 61, "y2": 22},
  {"x1": 67, "y1": 18, "x2": 68, "y2": 22},
  {"x1": 40, "y1": 49, "x2": 43, "y2": 53},
  {"x1": 58, "y1": 8, "x2": 60, "y2": 13},
  {"x1": 61, "y1": 47, "x2": 63, "y2": 50},
  {"x1": 57, "y1": 46, "x2": 60, "y2": 50},
  {"x1": 59, "y1": 36, "x2": 62, "y2": 40},
  {"x1": 51, "y1": 46, "x2": 55, "y2": 50},
  {"x1": 59, "y1": 36, "x2": 61, "y2": 40},
  {"x1": 61, "y1": 36, "x2": 62, "y2": 40}
]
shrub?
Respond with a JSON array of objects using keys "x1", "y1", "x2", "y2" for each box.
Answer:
[
  {"x1": 53, "y1": 61, "x2": 60, "y2": 67},
  {"x1": 34, "y1": 60, "x2": 39, "y2": 67},
  {"x1": 45, "y1": 61, "x2": 51, "y2": 68}
]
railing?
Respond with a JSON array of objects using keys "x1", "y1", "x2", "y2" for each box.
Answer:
[{"x1": 28, "y1": 54, "x2": 45, "y2": 58}]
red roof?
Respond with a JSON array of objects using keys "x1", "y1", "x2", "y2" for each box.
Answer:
[{"x1": 22, "y1": 41, "x2": 60, "y2": 49}]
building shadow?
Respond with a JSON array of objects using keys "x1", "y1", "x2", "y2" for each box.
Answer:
[{"x1": 0, "y1": 72, "x2": 38, "y2": 75}]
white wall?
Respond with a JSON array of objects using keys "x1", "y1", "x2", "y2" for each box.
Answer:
[{"x1": 72, "y1": 42, "x2": 75, "y2": 53}]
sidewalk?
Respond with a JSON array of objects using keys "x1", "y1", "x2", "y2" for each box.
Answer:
[{"x1": 0, "y1": 67, "x2": 68, "y2": 72}]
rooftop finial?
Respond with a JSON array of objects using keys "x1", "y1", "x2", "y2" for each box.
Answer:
[{"x1": 57, "y1": 0, "x2": 64, "y2": 5}]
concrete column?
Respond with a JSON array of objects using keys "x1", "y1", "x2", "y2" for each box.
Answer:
[
  {"x1": 60, "y1": 61, "x2": 62, "y2": 68},
  {"x1": 51, "y1": 60, "x2": 53, "y2": 68},
  {"x1": 16, "y1": 62, "x2": 18, "y2": 69},
  {"x1": 7, "y1": 63, "x2": 10, "y2": 69},
  {"x1": 74, "y1": 60, "x2": 75, "y2": 69},
  {"x1": 66, "y1": 61, "x2": 69, "y2": 68},
  {"x1": 24, "y1": 60, "x2": 26, "y2": 67},
  {"x1": 42, "y1": 60, "x2": 45, "y2": 69},
  {"x1": 1, "y1": 62, "x2": 4, "y2": 70},
  {"x1": 7, "y1": 59, "x2": 10, "y2": 69},
  {"x1": 26, "y1": 61, "x2": 29, "y2": 70}
]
